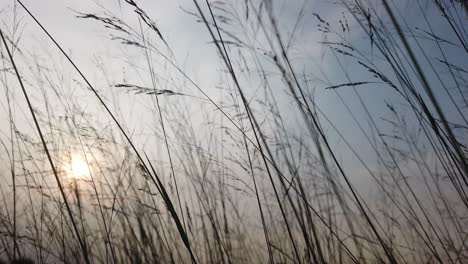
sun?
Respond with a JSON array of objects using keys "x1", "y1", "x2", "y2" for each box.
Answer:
[{"x1": 69, "y1": 155, "x2": 90, "y2": 179}]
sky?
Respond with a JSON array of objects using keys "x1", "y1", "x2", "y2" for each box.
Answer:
[{"x1": 0, "y1": 0, "x2": 467, "y2": 197}]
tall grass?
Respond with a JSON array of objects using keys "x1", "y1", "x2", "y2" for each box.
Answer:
[{"x1": 0, "y1": 0, "x2": 467, "y2": 263}]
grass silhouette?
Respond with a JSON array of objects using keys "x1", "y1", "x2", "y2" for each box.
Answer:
[{"x1": 0, "y1": 0, "x2": 467, "y2": 263}]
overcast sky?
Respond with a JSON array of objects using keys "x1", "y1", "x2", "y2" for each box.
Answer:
[{"x1": 1, "y1": 0, "x2": 467, "y2": 195}]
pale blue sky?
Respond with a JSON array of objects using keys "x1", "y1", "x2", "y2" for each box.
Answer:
[{"x1": 0, "y1": 0, "x2": 467, "y2": 195}]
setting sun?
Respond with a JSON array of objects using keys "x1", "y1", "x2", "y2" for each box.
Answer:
[{"x1": 69, "y1": 156, "x2": 90, "y2": 179}]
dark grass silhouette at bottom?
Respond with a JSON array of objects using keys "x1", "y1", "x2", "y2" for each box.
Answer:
[{"x1": 0, "y1": 258, "x2": 34, "y2": 264}]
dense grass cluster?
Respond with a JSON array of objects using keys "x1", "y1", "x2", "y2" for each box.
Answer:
[{"x1": 0, "y1": 0, "x2": 467, "y2": 263}]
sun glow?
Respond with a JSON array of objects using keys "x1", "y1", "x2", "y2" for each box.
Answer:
[{"x1": 69, "y1": 155, "x2": 90, "y2": 179}]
